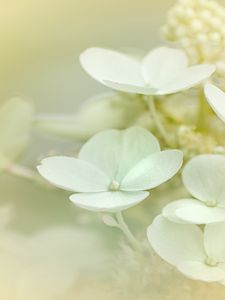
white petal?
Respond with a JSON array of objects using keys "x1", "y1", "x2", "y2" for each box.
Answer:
[
  {"x1": 69, "y1": 190, "x2": 149, "y2": 212},
  {"x1": 163, "y1": 198, "x2": 225, "y2": 225},
  {"x1": 177, "y1": 261, "x2": 225, "y2": 282},
  {"x1": 175, "y1": 202, "x2": 225, "y2": 224},
  {"x1": 162, "y1": 199, "x2": 198, "y2": 223},
  {"x1": 182, "y1": 154, "x2": 225, "y2": 204},
  {"x1": 147, "y1": 215, "x2": 205, "y2": 266},
  {"x1": 80, "y1": 47, "x2": 143, "y2": 88},
  {"x1": 142, "y1": 47, "x2": 188, "y2": 88},
  {"x1": 103, "y1": 80, "x2": 157, "y2": 95},
  {"x1": 156, "y1": 65, "x2": 216, "y2": 95},
  {"x1": 204, "y1": 84, "x2": 225, "y2": 122},
  {"x1": 79, "y1": 127, "x2": 160, "y2": 181},
  {"x1": 37, "y1": 156, "x2": 110, "y2": 192},
  {"x1": 204, "y1": 222, "x2": 225, "y2": 262},
  {"x1": 121, "y1": 150, "x2": 183, "y2": 191}
]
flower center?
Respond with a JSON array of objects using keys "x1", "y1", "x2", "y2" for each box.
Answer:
[
  {"x1": 205, "y1": 200, "x2": 217, "y2": 207},
  {"x1": 205, "y1": 257, "x2": 218, "y2": 267},
  {"x1": 108, "y1": 180, "x2": 120, "y2": 192}
]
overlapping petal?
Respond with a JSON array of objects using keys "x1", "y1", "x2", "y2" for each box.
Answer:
[
  {"x1": 80, "y1": 47, "x2": 143, "y2": 87},
  {"x1": 142, "y1": 47, "x2": 188, "y2": 88},
  {"x1": 163, "y1": 199, "x2": 225, "y2": 224},
  {"x1": 79, "y1": 127, "x2": 160, "y2": 181},
  {"x1": 70, "y1": 190, "x2": 149, "y2": 212},
  {"x1": 162, "y1": 199, "x2": 197, "y2": 223},
  {"x1": 204, "y1": 84, "x2": 225, "y2": 122},
  {"x1": 157, "y1": 65, "x2": 216, "y2": 95},
  {"x1": 182, "y1": 155, "x2": 225, "y2": 204},
  {"x1": 37, "y1": 156, "x2": 110, "y2": 192},
  {"x1": 177, "y1": 261, "x2": 225, "y2": 282},
  {"x1": 148, "y1": 216, "x2": 225, "y2": 283},
  {"x1": 121, "y1": 150, "x2": 183, "y2": 191},
  {"x1": 204, "y1": 222, "x2": 225, "y2": 262},
  {"x1": 103, "y1": 80, "x2": 156, "y2": 95},
  {"x1": 147, "y1": 215, "x2": 205, "y2": 265},
  {"x1": 175, "y1": 203, "x2": 225, "y2": 224},
  {"x1": 80, "y1": 46, "x2": 215, "y2": 95}
]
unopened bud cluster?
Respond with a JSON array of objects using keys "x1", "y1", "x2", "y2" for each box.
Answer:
[
  {"x1": 162, "y1": 0, "x2": 225, "y2": 64},
  {"x1": 177, "y1": 125, "x2": 225, "y2": 158}
]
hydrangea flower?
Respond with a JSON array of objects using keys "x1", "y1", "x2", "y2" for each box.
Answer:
[
  {"x1": 162, "y1": 0, "x2": 225, "y2": 64},
  {"x1": 147, "y1": 215, "x2": 225, "y2": 284},
  {"x1": 204, "y1": 84, "x2": 225, "y2": 122},
  {"x1": 163, "y1": 154, "x2": 225, "y2": 224},
  {"x1": 80, "y1": 47, "x2": 215, "y2": 95},
  {"x1": 37, "y1": 127, "x2": 183, "y2": 212},
  {"x1": 0, "y1": 98, "x2": 34, "y2": 171}
]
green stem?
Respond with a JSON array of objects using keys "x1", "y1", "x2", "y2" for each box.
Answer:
[
  {"x1": 115, "y1": 211, "x2": 141, "y2": 251},
  {"x1": 146, "y1": 96, "x2": 171, "y2": 146}
]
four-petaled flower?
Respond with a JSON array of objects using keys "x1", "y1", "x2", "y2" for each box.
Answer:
[
  {"x1": 163, "y1": 155, "x2": 225, "y2": 224},
  {"x1": 37, "y1": 127, "x2": 183, "y2": 212},
  {"x1": 147, "y1": 215, "x2": 225, "y2": 284},
  {"x1": 80, "y1": 47, "x2": 215, "y2": 95}
]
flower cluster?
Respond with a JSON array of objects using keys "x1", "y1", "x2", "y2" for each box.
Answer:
[
  {"x1": 148, "y1": 154, "x2": 225, "y2": 284},
  {"x1": 36, "y1": 13, "x2": 225, "y2": 286},
  {"x1": 162, "y1": 0, "x2": 225, "y2": 65},
  {"x1": 32, "y1": 0, "x2": 225, "y2": 289}
]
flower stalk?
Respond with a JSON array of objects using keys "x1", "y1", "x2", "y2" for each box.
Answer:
[
  {"x1": 115, "y1": 211, "x2": 141, "y2": 251},
  {"x1": 146, "y1": 96, "x2": 172, "y2": 146}
]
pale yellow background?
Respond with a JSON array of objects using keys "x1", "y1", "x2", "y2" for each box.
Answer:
[{"x1": 0, "y1": 1, "x2": 225, "y2": 299}]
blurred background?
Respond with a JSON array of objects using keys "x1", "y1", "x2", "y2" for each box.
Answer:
[
  {"x1": 0, "y1": 0, "x2": 177, "y2": 232},
  {"x1": 0, "y1": 0, "x2": 177, "y2": 108},
  {"x1": 1, "y1": 0, "x2": 224, "y2": 299}
]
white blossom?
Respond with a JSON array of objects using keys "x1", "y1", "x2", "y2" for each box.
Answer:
[
  {"x1": 37, "y1": 127, "x2": 183, "y2": 212},
  {"x1": 80, "y1": 47, "x2": 215, "y2": 95},
  {"x1": 147, "y1": 215, "x2": 225, "y2": 284},
  {"x1": 163, "y1": 154, "x2": 225, "y2": 224}
]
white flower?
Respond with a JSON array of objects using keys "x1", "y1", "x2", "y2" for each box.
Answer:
[
  {"x1": 163, "y1": 154, "x2": 225, "y2": 224},
  {"x1": 147, "y1": 215, "x2": 225, "y2": 284},
  {"x1": 37, "y1": 127, "x2": 183, "y2": 212},
  {"x1": 0, "y1": 98, "x2": 34, "y2": 171},
  {"x1": 204, "y1": 84, "x2": 225, "y2": 122},
  {"x1": 80, "y1": 47, "x2": 215, "y2": 95}
]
